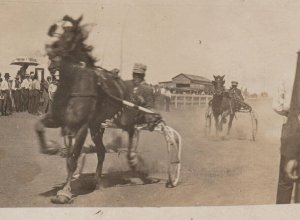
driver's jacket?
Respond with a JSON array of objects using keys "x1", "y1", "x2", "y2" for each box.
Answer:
[
  {"x1": 116, "y1": 80, "x2": 156, "y2": 127},
  {"x1": 124, "y1": 80, "x2": 154, "y2": 109},
  {"x1": 229, "y1": 87, "x2": 244, "y2": 101}
]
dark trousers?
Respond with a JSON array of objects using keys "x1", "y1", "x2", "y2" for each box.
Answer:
[
  {"x1": 0, "y1": 98, "x2": 3, "y2": 115},
  {"x1": 276, "y1": 155, "x2": 294, "y2": 204},
  {"x1": 40, "y1": 92, "x2": 49, "y2": 114},
  {"x1": 28, "y1": 90, "x2": 34, "y2": 113},
  {"x1": 32, "y1": 90, "x2": 40, "y2": 114},
  {"x1": 21, "y1": 89, "x2": 29, "y2": 112},
  {"x1": 2, "y1": 91, "x2": 11, "y2": 115},
  {"x1": 12, "y1": 90, "x2": 21, "y2": 112}
]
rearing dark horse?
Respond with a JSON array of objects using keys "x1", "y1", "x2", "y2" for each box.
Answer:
[
  {"x1": 211, "y1": 75, "x2": 236, "y2": 136},
  {"x1": 35, "y1": 15, "x2": 155, "y2": 204}
]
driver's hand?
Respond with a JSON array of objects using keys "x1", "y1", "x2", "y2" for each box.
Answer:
[{"x1": 285, "y1": 159, "x2": 299, "y2": 180}]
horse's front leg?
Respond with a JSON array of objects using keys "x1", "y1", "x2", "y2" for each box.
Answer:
[
  {"x1": 214, "y1": 114, "x2": 220, "y2": 136},
  {"x1": 51, "y1": 124, "x2": 88, "y2": 204},
  {"x1": 220, "y1": 110, "x2": 230, "y2": 133},
  {"x1": 90, "y1": 124, "x2": 106, "y2": 190},
  {"x1": 34, "y1": 114, "x2": 60, "y2": 154}
]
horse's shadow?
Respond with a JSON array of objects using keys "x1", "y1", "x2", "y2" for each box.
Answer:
[{"x1": 39, "y1": 171, "x2": 161, "y2": 198}]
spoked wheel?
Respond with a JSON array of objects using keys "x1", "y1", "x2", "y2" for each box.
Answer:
[
  {"x1": 163, "y1": 126, "x2": 182, "y2": 188},
  {"x1": 250, "y1": 110, "x2": 258, "y2": 141}
]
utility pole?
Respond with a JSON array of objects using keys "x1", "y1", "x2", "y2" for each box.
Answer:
[{"x1": 119, "y1": 4, "x2": 130, "y2": 75}]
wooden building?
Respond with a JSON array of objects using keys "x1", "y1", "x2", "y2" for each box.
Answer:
[{"x1": 159, "y1": 73, "x2": 213, "y2": 94}]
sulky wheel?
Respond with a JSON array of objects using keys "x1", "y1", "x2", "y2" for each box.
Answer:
[
  {"x1": 164, "y1": 126, "x2": 182, "y2": 188},
  {"x1": 250, "y1": 110, "x2": 258, "y2": 141}
]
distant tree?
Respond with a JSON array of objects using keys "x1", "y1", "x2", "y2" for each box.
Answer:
[
  {"x1": 249, "y1": 93, "x2": 258, "y2": 98},
  {"x1": 260, "y1": 92, "x2": 268, "y2": 97},
  {"x1": 243, "y1": 88, "x2": 249, "y2": 98}
]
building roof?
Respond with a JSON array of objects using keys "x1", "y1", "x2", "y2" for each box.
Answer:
[
  {"x1": 172, "y1": 73, "x2": 211, "y2": 83},
  {"x1": 158, "y1": 81, "x2": 172, "y2": 84}
]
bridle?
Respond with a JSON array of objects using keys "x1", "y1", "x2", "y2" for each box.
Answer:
[{"x1": 213, "y1": 79, "x2": 225, "y2": 96}]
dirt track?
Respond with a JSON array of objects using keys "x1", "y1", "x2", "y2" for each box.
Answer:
[{"x1": 0, "y1": 99, "x2": 282, "y2": 207}]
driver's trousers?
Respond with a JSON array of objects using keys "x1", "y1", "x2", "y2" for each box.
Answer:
[{"x1": 276, "y1": 155, "x2": 294, "y2": 204}]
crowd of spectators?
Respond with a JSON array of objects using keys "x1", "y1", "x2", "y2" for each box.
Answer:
[{"x1": 0, "y1": 72, "x2": 58, "y2": 116}]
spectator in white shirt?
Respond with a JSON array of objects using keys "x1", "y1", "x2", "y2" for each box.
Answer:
[
  {"x1": 272, "y1": 84, "x2": 294, "y2": 204},
  {"x1": 1, "y1": 73, "x2": 11, "y2": 115},
  {"x1": 48, "y1": 75, "x2": 58, "y2": 113},
  {"x1": 31, "y1": 73, "x2": 41, "y2": 115},
  {"x1": 11, "y1": 75, "x2": 22, "y2": 112}
]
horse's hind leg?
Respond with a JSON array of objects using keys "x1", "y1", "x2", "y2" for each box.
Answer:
[
  {"x1": 227, "y1": 114, "x2": 235, "y2": 135},
  {"x1": 90, "y1": 124, "x2": 106, "y2": 190},
  {"x1": 34, "y1": 114, "x2": 60, "y2": 154},
  {"x1": 127, "y1": 127, "x2": 139, "y2": 171},
  {"x1": 126, "y1": 127, "x2": 155, "y2": 184}
]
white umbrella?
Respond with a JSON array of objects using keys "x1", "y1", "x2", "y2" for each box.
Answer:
[{"x1": 10, "y1": 57, "x2": 39, "y2": 66}]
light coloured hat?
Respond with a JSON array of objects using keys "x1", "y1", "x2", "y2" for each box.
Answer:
[
  {"x1": 133, "y1": 63, "x2": 147, "y2": 74},
  {"x1": 111, "y1": 68, "x2": 120, "y2": 75},
  {"x1": 231, "y1": 81, "x2": 238, "y2": 85}
]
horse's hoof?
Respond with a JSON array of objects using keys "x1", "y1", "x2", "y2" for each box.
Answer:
[
  {"x1": 51, "y1": 190, "x2": 73, "y2": 204},
  {"x1": 51, "y1": 195, "x2": 73, "y2": 204},
  {"x1": 41, "y1": 147, "x2": 59, "y2": 155},
  {"x1": 141, "y1": 177, "x2": 160, "y2": 184},
  {"x1": 72, "y1": 173, "x2": 80, "y2": 180},
  {"x1": 138, "y1": 172, "x2": 160, "y2": 184},
  {"x1": 165, "y1": 181, "x2": 175, "y2": 188}
]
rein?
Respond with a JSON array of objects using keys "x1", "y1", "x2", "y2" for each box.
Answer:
[{"x1": 67, "y1": 66, "x2": 157, "y2": 115}]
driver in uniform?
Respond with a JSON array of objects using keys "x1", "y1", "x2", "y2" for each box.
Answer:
[
  {"x1": 119, "y1": 63, "x2": 157, "y2": 127},
  {"x1": 229, "y1": 81, "x2": 247, "y2": 110}
]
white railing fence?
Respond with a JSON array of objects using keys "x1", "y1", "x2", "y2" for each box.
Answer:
[{"x1": 170, "y1": 94, "x2": 213, "y2": 108}]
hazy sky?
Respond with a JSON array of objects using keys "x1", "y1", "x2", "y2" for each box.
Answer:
[{"x1": 0, "y1": 0, "x2": 300, "y2": 95}]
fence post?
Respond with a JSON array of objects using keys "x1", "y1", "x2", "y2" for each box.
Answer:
[{"x1": 175, "y1": 95, "x2": 178, "y2": 109}]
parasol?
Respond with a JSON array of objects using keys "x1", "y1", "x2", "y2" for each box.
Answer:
[{"x1": 10, "y1": 57, "x2": 39, "y2": 66}]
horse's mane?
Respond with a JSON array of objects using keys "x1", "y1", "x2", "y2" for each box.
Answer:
[{"x1": 47, "y1": 15, "x2": 97, "y2": 67}]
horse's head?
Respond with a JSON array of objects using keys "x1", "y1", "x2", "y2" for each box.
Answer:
[
  {"x1": 212, "y1": 75, "x2": 225, "y2": 95},
  {"x1": 46, "y1": 15, "x2": 96, "y2": 73}
]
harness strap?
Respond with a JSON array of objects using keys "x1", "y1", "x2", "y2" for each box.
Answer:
[{"x1": 69, "y1": 93, "x2": 97, "y2": 98}]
